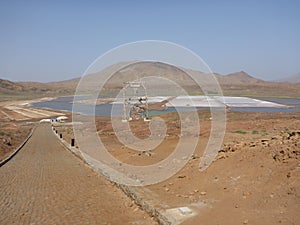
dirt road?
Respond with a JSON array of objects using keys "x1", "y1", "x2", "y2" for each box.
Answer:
[{"x1": 0, "y1": 124, "x2": 156, "y2": 225}]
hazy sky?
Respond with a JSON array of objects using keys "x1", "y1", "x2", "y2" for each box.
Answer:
[{"x1": 0, "y1": 0, "x2": 299, "y2": 82}]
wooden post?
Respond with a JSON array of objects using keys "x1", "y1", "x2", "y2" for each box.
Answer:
[{"x1": 71, "y1": 138, "x2": 75, "y2": 147}]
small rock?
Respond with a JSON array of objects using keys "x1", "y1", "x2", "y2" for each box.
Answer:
[
  {"x1": 178, "y1": 175, "x2": 186, "y2": 179},
  {"x1": 3, "y1": 137, "x2": 12, "y2": 146},
  {"x1": 262, "y1": 141, "x2": 269, "y2": 146},
  {"x1": 271, "y1": 135, "x2": 279, "y2": 140},
  {"x1": 200, "y1": 191, "x2": 207, "y2": 195},
  {"x1": 218, "y1": 153, "x2": 226, "y2": 159},
  {"x1": 261, "y1": 139, "x2": 269, "y2": 142},
  {"x1": 243, "y1": 191, "x2": 252, "y2": 197},
  {"x1": 178, "y1": 207, "x2": 192, "y2": 215},
  {"x1": 125, "y1": 202, "x2": 133, "y2": 207},
  {"x1": 191, "y1": 154, "x2": 200, "y2": 160},
  {"x1": 144, "y1": 151, "x2": 152, "y2": 156},
  {"x1": 243, "y1": 219, "x2": 249, "y2": 224}
]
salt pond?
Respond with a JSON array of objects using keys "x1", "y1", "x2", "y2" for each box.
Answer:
[{"x1": 32, "y1": 96, "x2": 300, "y2": 116}]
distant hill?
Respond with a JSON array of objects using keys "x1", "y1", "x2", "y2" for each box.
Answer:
[
  {"x1": 0, "y1": 78, "x2": 77, "y2": 101},
  {"x1": 275, "y1": 73, "x2": 300, "y2": 83},
  {"x1": 88, "y1": 62, "x2": 265, "y2": 88},
  {"x1": 216, "y1": 71, "x2": 265, "y2": 85},
  {"x1": 1, "y1": 62, "x2": 300, "y2": 101},
  {"x1": 0, "y1": 79, "x2": 24, "y2": 92}
]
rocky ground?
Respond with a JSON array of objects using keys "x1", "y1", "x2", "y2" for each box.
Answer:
[{"x1": 56, "y1": 110, "x2": 300, "y2": 224}]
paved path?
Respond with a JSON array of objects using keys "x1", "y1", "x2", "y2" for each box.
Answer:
[{"x1": 0, "y1": 124, "x2": 155, "y2": 225}]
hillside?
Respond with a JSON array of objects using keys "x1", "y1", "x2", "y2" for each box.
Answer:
[
  {"x1": 0, "y1": 79, "x2": 24, "y2": 92},
  {"x1": 0, "y1": 78, "x2": 76, "y2": 101},
  {"x1": 275, "y1": 73, "x2": 300, "y2": 83},
  {"x1": 1, "y1": 62, "x2": 300, "y2": 101},
  {"x1": 216, "y1": 71, "x2": 265, "y2": 85},
  {"x1": 98, "y1": 62, "x2": 300, "y2": 98}
]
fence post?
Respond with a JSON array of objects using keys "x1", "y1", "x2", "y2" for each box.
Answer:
[{"x1": 71, "y1": 138, "x2": 75, "y2": 147}]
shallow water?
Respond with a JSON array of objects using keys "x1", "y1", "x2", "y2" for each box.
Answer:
[{"x1": 32, "y1": 96, "x2": 300, "y2": 116}]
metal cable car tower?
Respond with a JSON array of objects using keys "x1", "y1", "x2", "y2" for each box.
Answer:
[{"x1": 122, "y1": 80, "x2": 150, "y2": 122}]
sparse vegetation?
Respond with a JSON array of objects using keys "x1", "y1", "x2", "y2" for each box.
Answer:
[
  {"x1": 234, "y1": 130, "x2": 247, "y2": 134},
  {"x1": 286, "y1": 130, "x2": 292, "y2": 135},
  {"x1": 67, "y1": 128, "x2": 72, "y2": 134}
]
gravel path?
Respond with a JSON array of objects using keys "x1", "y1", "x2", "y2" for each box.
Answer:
[{"x1": 0, "y1": 124, "x2": 155, "y2": 225}]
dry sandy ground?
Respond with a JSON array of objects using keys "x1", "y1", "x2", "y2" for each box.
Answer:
[{"x1": 57, "y1": 111, "x2": 300, "y2": 225}]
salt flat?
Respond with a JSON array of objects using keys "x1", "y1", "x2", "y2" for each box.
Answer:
[
  {"x1": 166, "y1": 96, "x2": 287, "y2": 108},
  {"x1": 112, "y1": 96, "x2": 287, "y2": 108}
]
